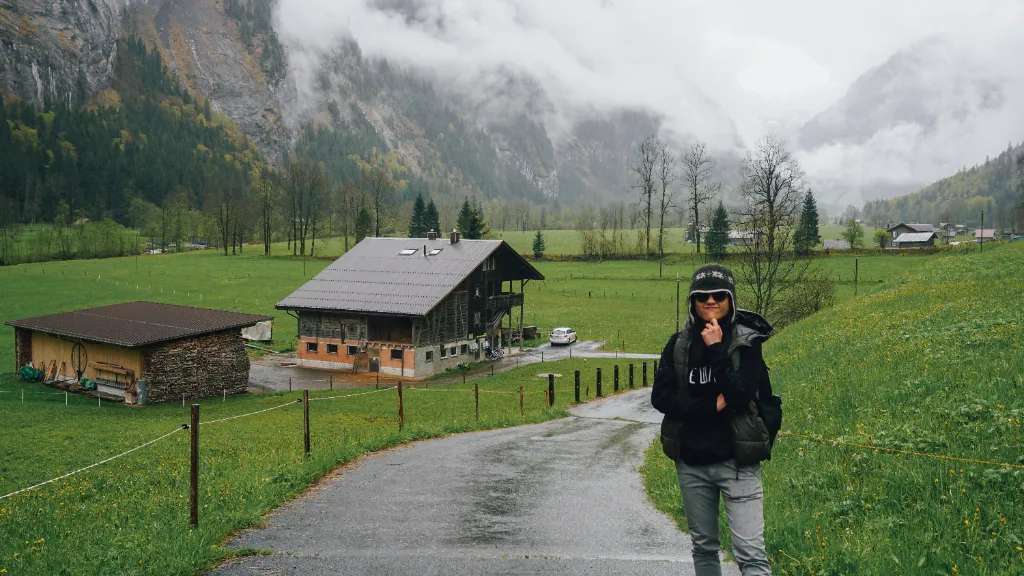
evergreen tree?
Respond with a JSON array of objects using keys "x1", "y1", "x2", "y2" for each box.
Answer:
[
  {"x1": 456, "y1": 199, "x2": 488, "y2": 239},
  {"x1": 794, "y1": 189, "x2": 821, "y2": 256},
  {"x1": 457, "y1": 199, "x2": 474, "y2": 238},
  {"x1": 408, "y1": 193, "x2": 426, "y2": 237},
  {"x1": 706, "y1": 201, "x2": 730, "y2": 261},
  {"x1": 354, "y1": 204, "x2": 372, "y2": 243},
  {"x1": 424, "y1": 198, "x2": 440, "y2": 235},
  {"x1": 532, "y1": 229, "x2": 545, "y2": 258}
]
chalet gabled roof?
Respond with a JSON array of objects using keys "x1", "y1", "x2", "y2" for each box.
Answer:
[
  {"x1": 888, "y1": 222, "x2": 935, "y2": 233},
  {"x1": 276, "y1": 237, "x2": 544, "y2": 317}
]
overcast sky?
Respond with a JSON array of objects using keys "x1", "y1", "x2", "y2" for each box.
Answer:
[{"x1": 276, "y1": 0, "x2": 1024, "y2": 206}]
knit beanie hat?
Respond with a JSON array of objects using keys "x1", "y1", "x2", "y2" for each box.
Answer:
[{"x1": 688, "y1": 264, "x2": 737, "y2": 324}]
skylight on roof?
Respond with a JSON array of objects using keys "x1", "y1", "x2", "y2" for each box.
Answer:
[
  {"x1": 429, "y1": 248, "x2": 443, "y2": 255},
  {"x1": 398, "y1": 249, "x2": 418, "y2": 255}
]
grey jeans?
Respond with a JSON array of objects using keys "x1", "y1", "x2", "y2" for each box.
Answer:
[{"x1": 676, "y1": 458, "x2": 770, "y2": 576}]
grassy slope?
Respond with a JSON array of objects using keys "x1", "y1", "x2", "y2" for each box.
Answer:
[
  {"x1": 641, "y1": 242, "x2": 1024, "y2": 575},
  {"x1": 0, "y1": 357, "x2": 639, "y2": 575}
]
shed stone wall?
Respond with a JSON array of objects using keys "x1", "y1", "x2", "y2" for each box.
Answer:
[{"x1": 142, "y1": 330, "x2": 249, "y2": 403}]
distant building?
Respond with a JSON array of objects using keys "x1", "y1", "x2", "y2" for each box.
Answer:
[
  {"x1": 892, "y1": 231, "x2": 937, "y2": 249},
  {"x1": 822, "y1": 239, "x2": 851, "y2": 251},
  {"x1": 727, "y1": 231, "x2": 756, "y2": 246},
  {"x1": 686, "y1": 224, "x2": 711, "y2": 243},
  {"x1": 887, "y1": 223, "x2": 935, "y2": 240},
  {"x1": 974, "y1": 229, "x2": 996, "y2": 242},
  {"x1": 277, "y1": 233, "x2": 544, "y2": 379}
]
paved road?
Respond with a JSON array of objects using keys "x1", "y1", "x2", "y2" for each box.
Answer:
[
  {"x1": 211, "y1": 389, "x2": 738, "y2": 576},
  {"x1": 249, "y1": 341, "x2": 660, "y2": 392}
]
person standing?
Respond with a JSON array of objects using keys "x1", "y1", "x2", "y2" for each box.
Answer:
[{"x1": 651, "y1": 264, "x2": 774, "y2": 575}]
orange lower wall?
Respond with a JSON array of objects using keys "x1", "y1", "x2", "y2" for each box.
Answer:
[{"x1": 297, "y1": 337, "x2": 415, "y2": 371}]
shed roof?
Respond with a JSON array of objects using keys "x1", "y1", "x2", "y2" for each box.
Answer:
[
  {"x1": 974, "y1": 228, "x2": 996, "y2": 239},
  {"x1": 5, "y1": 302, "x2": 271, "y2": 348},
  {"x1": 893, "y1": 232, "x2": 937, "y2": 243},
  {"x1": 276, "y1": 237, "x2": 543, "y2": 317},
  {"x1": 823, "y1": 239, "x2": 851, "y2": 250}
]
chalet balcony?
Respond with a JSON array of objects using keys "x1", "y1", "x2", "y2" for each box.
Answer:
[{"x1": 486, "y1": 292, "x2": 523, "y2": 310}]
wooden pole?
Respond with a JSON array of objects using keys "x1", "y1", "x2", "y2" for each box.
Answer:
[
  {"x1": 629, "y1": 363, "x2": 634, "y2": 388},
  {"x1": 190, "y1": 403, "x2": 199, "y2": 528},
  {"x1": 574, "y1": 370, "x2": 580, "y2": 403},
  {"x1": 303, "y1": 390, "x2": 310, "y2": 456},
  {"x1": 596, "y1": 368, "x2": 603, "y2": 397},
  {"x1": 397, "y1": 381, "x2": 404, "y2": 431},
  {"x1": 643, "y1": 362, "x2": 648, "y2": 387},
  {"x1": 289, "y1": 377, "x2": 292, "y2": 392},
  {"x1": 329, "y1": 374, "x2": 333, "y2": 390},
  {"x1": 614, "y1": 365, "x2": 619, "y2": 392},
  {"x1": 548, "y1": 373, "x2": 555, "y2": 407}
]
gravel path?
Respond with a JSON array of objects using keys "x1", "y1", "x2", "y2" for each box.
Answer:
[{"x1": 210, "y1": 389, "x2": 739, "y2": 575}]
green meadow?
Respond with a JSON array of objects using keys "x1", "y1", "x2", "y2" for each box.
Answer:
[
  {"x1": 0, "y1": 238, "x2": 1012, "y2": 575},
  {"x1": 642, "y1": 241, "x2": 1024, "y2": 575}
]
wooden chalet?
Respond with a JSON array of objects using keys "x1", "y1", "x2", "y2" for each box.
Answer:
[
  {"x1": 887, "y1": 223, "x2": 935, "y2": 240},
  {"x1": 891, "y1": 231, "x2": 937, "y2": 249},
  {"x1": 7, "y1": 302, "x2": 270, "y2": 404},
  {"x1": 276, "y1": 231, "x2": 544, "y2": 379}
]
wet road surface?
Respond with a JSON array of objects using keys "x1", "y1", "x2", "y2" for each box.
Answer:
[{"x1": 210, "y1": 389, "x2": 739, "y2": 575}]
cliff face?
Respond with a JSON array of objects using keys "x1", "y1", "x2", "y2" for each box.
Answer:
[
  {"x1": 0, "y1": 0, "x2": 659, "y2": 204},
  {"x1": 0, "y1": 0, "x2": 125, "y2": 107}
]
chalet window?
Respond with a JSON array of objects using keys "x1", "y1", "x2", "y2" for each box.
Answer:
[
  {"x1": 429, "y1": 248, "x2": 442, "y2": 255},
  {"x1": 460, "y1": 344, "x2": 468, "y2": 354},
  {"x1": 425, "y1": 351, "x2": 433, "y2": 363},
  {"x1": 306, "y1": 342, "x2": 318, "y2": 353},
  {"x1": 399, "y1": 249, "x2": 418, "y2": 255},
  {"x1": 440, "y1": 346, "x2": 447, "y2": 358},
  {"x1": 327, "y1": 344, "x2": 339, "y2": 354},
  {"x1": 390, "y1": 348, "x2": 403, "y2": 360},
  {"x1": 347, "y1": 345, "x2": 359, "y2": 355},
  {"x1": 450, "y1": 346, "x2": 457, "y2": 356}
]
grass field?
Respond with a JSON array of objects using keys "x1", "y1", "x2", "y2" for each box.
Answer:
[
  {"x1": 641, "y1": 241, "x2": 1024, "y2": 575},
  {"x1": 0, "y1": 356, "x2": 641, "y2": 575}
]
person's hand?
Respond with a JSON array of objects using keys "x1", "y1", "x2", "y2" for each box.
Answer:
[
  {"x1": 716, "y1": 393, "x2": 727, "y2": 412},
  {"x1": 701, "y1": 317, "x2": 723, "y2": 346}
]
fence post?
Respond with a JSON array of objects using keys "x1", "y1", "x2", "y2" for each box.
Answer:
[
  {"x1": 574, "y1": 370, "x2": 580, "y2": 403},
  {"x1": 541, "y1": 350, "x2": 544, "y2": 362},
  {"x1": 289, "y1": 377, "x2": 292, "y2": 392},
  {"x1": 654, "y1": 360, "x2": 658, "y2": 377},
  {"x1": 397, "y1": 381, "x2": 405, "y2": 432},
  {"x1": 190, "y1": 403, "x2": 199, "y2": 528},
  {"x1": 490, "y1": 363, "x2": 494, "y2": 377},
  {"x1": 614, "y1": 365, "x2": 619, "y2": 392},
  {"x1": 303, "y1": 389, "x2": 310, "y2": 456},
  {"x1": 548, "y1": 373, "x2": 555, "y2": 407},
  {"x1": 329, "y1": 375, "x2": 333, "y2": 391},
  {"x1": 519, "y1": 385, "x2": 524, "y2": 417},
  {"x1": 475, "y1": 381, "x2": 480, "y2": 422},
  {"x1": 629, "y1": 363, "x2": 634, "y2": 388},
  {"x1": 642, "y1": 362, "x2": 648, "y2": 387},
  {"x1": 596, "y1": 368, "x2": 603, "y2": 397}
]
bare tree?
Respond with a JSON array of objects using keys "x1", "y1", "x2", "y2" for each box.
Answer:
[
  {"x1": 285, "y1": 158, "x2": 327, "y2": 256},
  {"x1": 256, "y1": 174, "x2": 275, "y2": 256},
  {"x1": 683, "y1": 142, "x2": 720, "y2": 256},
  {"x1": 631, "y1": 135, "x2": 659, "y2": 256},
  {"x1": 736, "y1": 136, "x2": 807, "y2": 316},
  {"x1": 656, "y1": 142, "x2": 677, "y2": 276},
  {"x1": 352, "y1": 148, "x2": 406, "y2": 238}
]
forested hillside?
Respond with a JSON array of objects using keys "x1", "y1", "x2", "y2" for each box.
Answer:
[
  {"x1": 0, "y1": 38, "x2": 263, "y2": 231},
  {"x1": 862, "y1": 142, "x2": 1024, "y2": 228}
]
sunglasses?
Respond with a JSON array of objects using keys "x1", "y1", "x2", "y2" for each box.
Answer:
[{"x1": 693, "y1": 291, "x2": 730, "y2": 303}]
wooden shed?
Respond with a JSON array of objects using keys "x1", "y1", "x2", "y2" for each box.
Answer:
[{"x1": 7, "y1": 302, "x2": 270, "y2": 404}]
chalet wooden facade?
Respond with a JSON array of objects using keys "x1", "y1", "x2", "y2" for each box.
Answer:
[
  {"x1": 7, "y1": 302, "x2": 269, "y2": 404},
  {"x1": 276, "y1": 232, "x2": 543, "y2": 379}
]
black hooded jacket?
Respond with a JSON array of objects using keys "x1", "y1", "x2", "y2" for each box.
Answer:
[{"x1": 651, "y1": 309, "x2": 773, "y2": 465}]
